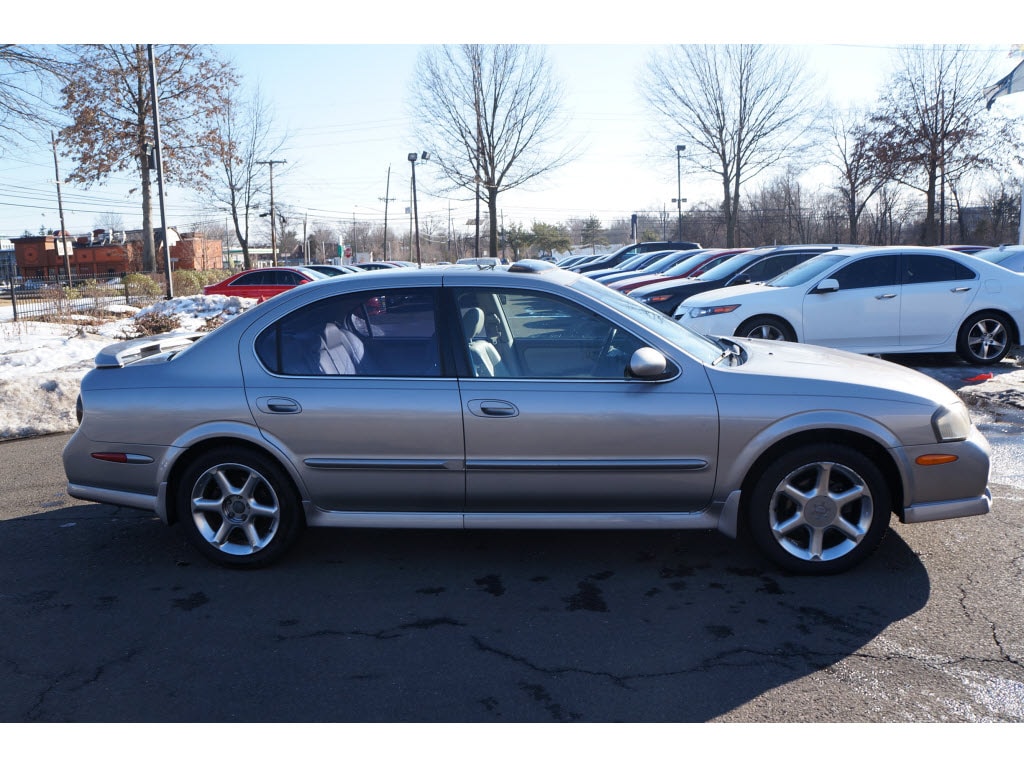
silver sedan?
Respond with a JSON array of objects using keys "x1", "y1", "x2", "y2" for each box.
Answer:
[{"x1": 63, "y1": 260, "x2": 991, "y2": 574}]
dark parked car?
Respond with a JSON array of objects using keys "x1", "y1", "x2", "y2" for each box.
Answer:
[
  {"x1": 591, "y1": 249, "x2": 705, "y2": 285},
  {"x1": 627, "y1": 245, "x2": 855, "y2": 315},
  {"x1": 607, "y1": 249, "x2": 748, "y2": 292},
  {"x1": 574, "y1": 241, "x2": 702, "y2": 273},
  {"x1": 306, "y1": 264, "x2": 364, "y2": 277},
  {"x1": 64, "y1": 260, "x2": 990, "y2": 574}
]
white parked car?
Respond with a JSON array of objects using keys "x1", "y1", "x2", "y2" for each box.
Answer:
[
  {"x1": 674, "y1": 245, "x2": 1024, "y2": 365},
  {"x1": 972, "y1": 244, "x2": 1024, "y2": 273}
]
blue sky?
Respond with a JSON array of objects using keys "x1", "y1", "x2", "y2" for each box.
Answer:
[{"x1": 2, "y1": 5, "x2": 1022, "y2": 243}]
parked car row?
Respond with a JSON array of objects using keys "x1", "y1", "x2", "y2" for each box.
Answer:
[
  {"x1": 201, "y1": 262, "x2": 421, "y2": 301},
  {"x1": 673, "y1": 245, "x2": 1024, "y2": 365},
  {"x1": 560, "y1": 241, "x2": 1024, "y2": 366}
]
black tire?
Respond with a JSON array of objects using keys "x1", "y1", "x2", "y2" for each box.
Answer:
[
  {"x1": 747, "y1": 443, "x2": 890, "y2": 575},
  {"x1": 736, "y1": 315, "x2": 795, "y2": 342},
  {"x1": 956, "y1": 312, "x2": 1012, "y2": 365},
  {"x1": 177, "y1": 446, "x2": 304, "y2": 568}
]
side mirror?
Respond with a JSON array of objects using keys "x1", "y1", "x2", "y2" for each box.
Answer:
[
  {"x1": 730, "y1": 275, "x2": 752, "y2": 285},
  {"x1": 814, "y1": 278, "x2": 839, "y2": 293},
  {"x1": 629, "y1": 347, "x2": 670, "y2": 379}
]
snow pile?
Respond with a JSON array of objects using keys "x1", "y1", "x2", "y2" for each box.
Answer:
[{"x1": 0, "y1": 295, "x2": 255, "y2": 440}]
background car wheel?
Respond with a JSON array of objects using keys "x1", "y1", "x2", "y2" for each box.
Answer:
[
  {"x1": 177, "y1": 447, "x2": 303, "y2": 568},
  {"x1": 746, "y1": 443, "x2": 890, "y2": 575},
  {"x1": 956, "y1": 312, "x2": 1012, "y2": 365},
  {"x1": 736, "y1": 315, "x2": 795, "y2": 342}
]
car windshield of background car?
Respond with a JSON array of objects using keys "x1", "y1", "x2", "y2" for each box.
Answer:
[
  {"x1": 690, "y1": 247, "x2": 776, "y2": 281},
  {"x1": 767, "y1": 252, "x2": 850, "y2": 287},
  {"x1": 571, "y1": 274, "x2": 726, "y2": 364}
]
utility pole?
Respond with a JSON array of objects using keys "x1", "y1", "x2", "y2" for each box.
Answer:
[
  {"x1": 379, "y1": 165, "x2": 395, "y2": 259},
  {"x1": 147, "y1": 45, "x2": 174, "y2": 298},
  {"x1": 50, "y1": 131, "x2": 72, "y2": 284},
  {"x1": 257, "y1": 158, "x2": 286, "y2": 265}
]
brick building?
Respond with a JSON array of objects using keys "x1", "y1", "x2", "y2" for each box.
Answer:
[{"x1": 12, "y1": 229, "x2": 223, "y2": 280}]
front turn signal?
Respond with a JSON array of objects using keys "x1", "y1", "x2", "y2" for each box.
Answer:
[{"x1": 916, "y1": 454, "x2": 959, "y2": 466}]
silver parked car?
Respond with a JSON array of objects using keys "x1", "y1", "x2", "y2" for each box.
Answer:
[{"x1": 63, "y1": 260, "x2": 991, "y2": 574}]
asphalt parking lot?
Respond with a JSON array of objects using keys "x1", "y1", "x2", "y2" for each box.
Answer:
[{"x1": 2, "y1": 431, "x2": 1022, "y2": 726}]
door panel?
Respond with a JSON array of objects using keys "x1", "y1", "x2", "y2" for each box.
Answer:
[
  {"x1": 802, "y1": 255, "x2": 901, "y2": 351},
  {"x1": 453, "y1": 286, "x2": 719, "y2": 513},
  {"x1": 240, "y1": 287, "x2": 464, "y2": 512}
]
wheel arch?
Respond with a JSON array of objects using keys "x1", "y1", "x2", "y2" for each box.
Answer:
[
  {"x1": 735, "y1": 428, "x2": 903, "y2": 535},
  {"x1": 163, "y1": 436, "x2": 307, "y2": 527},
  {"x1": 734, "y1": 313, "x2": 798, "y2": 341},
  {"x1": 961, "y1": 308, "x2": 1020, "y2": 345}
]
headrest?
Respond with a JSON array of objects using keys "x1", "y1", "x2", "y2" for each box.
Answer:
[{"x1": 462, "y1": 307, "x2": 486, "y2": 338}]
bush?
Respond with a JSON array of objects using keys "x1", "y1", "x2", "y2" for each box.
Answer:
[
  {"x1": 172, "y1": 269, "x2": 232, "y2": 297},
  {"x1": 124, "y1": 273, "x2": 164, "y2": 303},
  {"x1": 121, "y1": 311, "x2": 181, "y2": 339}
]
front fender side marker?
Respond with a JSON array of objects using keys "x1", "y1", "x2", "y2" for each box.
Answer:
[{"x1": 916, "y1": 454, "x2": 959, "y2": 466}]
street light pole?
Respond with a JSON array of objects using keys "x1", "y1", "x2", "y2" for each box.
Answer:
[
  {"x1": 257, "y1": 159, "x2": 286, "y2": 265},
  {"x1": 408, "y1": 151, "x2": 429, "y2": 267},
  {"x1": 674, "y1": 144, "x2": 686, "y2": 241}
]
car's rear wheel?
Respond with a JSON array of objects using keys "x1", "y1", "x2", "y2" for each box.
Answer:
[
  {"x1": 736, "y1": 315, "x2": 795, "y2": 342},
  {"x1": 747, "y1": 444, "x2": 890, "y2": 575},
  {"x1": 177, "y1": 447, "x2": 303, "y2": 568},
  {"x1": 956, "y1": 312, "x2": 1012, "y2": 365}
]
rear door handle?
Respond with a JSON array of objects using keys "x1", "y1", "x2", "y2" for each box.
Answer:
[
  {"x1": 950, "y1": 286, "x2": 972, "y2": 293},
  {"x1": 257, "y1": 397, "x2": 302, "y2": 414},
  {"x1": 467, "y1": 399, "x2": 519, "y2": 418}
]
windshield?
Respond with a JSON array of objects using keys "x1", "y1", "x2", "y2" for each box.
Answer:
[
  {"x1": 643, "y1": 250, "x2": 693, "y2": 272},
  {"x1": 614, "y1": 252, "x2": 658, "y2": 271},
  {"x1": 571, "y1": 273, "x2": 726, "y2": 364},
  {"x1": 766, "y1": 251, "x2": 850, "y2": 287},
  {"x1": 692, "y1": 247, "x2": 774, "y2": 281},
  {"x1": 972, "y1": 246, "x2": 1024, "y2": 264}
]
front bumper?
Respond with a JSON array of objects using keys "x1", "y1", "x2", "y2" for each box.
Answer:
[{"x1": 902, "y1": 487, "x2": 992, "y2": 523}]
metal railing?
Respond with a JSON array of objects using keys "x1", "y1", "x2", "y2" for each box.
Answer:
[{"x1": 0, "y1": 273, "x2": 167, "y2": 323}]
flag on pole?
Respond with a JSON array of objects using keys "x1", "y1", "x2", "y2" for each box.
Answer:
[{"x1": 985, "y1": 59, "x2": 1024, "y2": 110}]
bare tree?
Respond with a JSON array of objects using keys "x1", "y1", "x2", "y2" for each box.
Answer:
[
  {"x1": 207, "y1": 85, "x2": 287, "y2": 269},
  {"x1": 869, "y1": 45, "x2": 1019, "y2": 245},
  {"x1": 826, "y1": 108, "x2": 888, "y2": 244},
  {"x1": 411, "y1": 44, "x2": 575, "y2": 259},
  {"x1": 0, "y1": 45, "x2": 63, "y2": 153},
  {"x1": 641, "y1": 44, "x2": 822, "y2": 247},
  {"x1": 57, "y1": 45, "x2": 237, "y2": 271}
]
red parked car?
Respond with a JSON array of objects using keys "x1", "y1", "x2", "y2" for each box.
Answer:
[{"x1": 202, "y1": 267, "x2": 326, "y2": 301}]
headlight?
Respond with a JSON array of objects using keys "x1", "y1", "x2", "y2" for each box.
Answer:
[
  {"x1": 932, "y1": 401, "x2": 971, "y2": 442},
  {"x1": 688, "y1": 304, "x2": 741, "y2": 319},
  {"x1": 640, "y1": 294, "x2": 671, "y2": 304}
]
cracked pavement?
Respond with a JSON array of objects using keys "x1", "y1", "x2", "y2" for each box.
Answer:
[{"x1": 2, "y1": 351, "x2": 1023, "y2": 723}]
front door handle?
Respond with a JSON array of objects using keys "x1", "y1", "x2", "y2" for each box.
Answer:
[{"x1": 875, "y1": 293, "x2": 897, "y2": 300}]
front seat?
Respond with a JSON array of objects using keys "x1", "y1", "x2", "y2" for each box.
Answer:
[{"x1": 461, "y1": 307, "x2": 505, "y2": 377}]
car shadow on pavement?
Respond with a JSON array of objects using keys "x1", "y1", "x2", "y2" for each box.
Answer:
[{"x1": 0, "y1": 503, "x2": 929, "y2": 722}]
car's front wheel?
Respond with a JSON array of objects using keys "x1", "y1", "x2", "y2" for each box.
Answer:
[
  {"x1": 736, "y1": 315, "x2": 795, "y2": 342},
  {"x1": 177, "y1": 447, "x2": 303, "y2": 568},
  {"x1": 956, "y1": 312, "x2": 1012, "y2": 365},
  {"x1": 746, "y1": 444, "x2": 891, "y2": 575}
]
